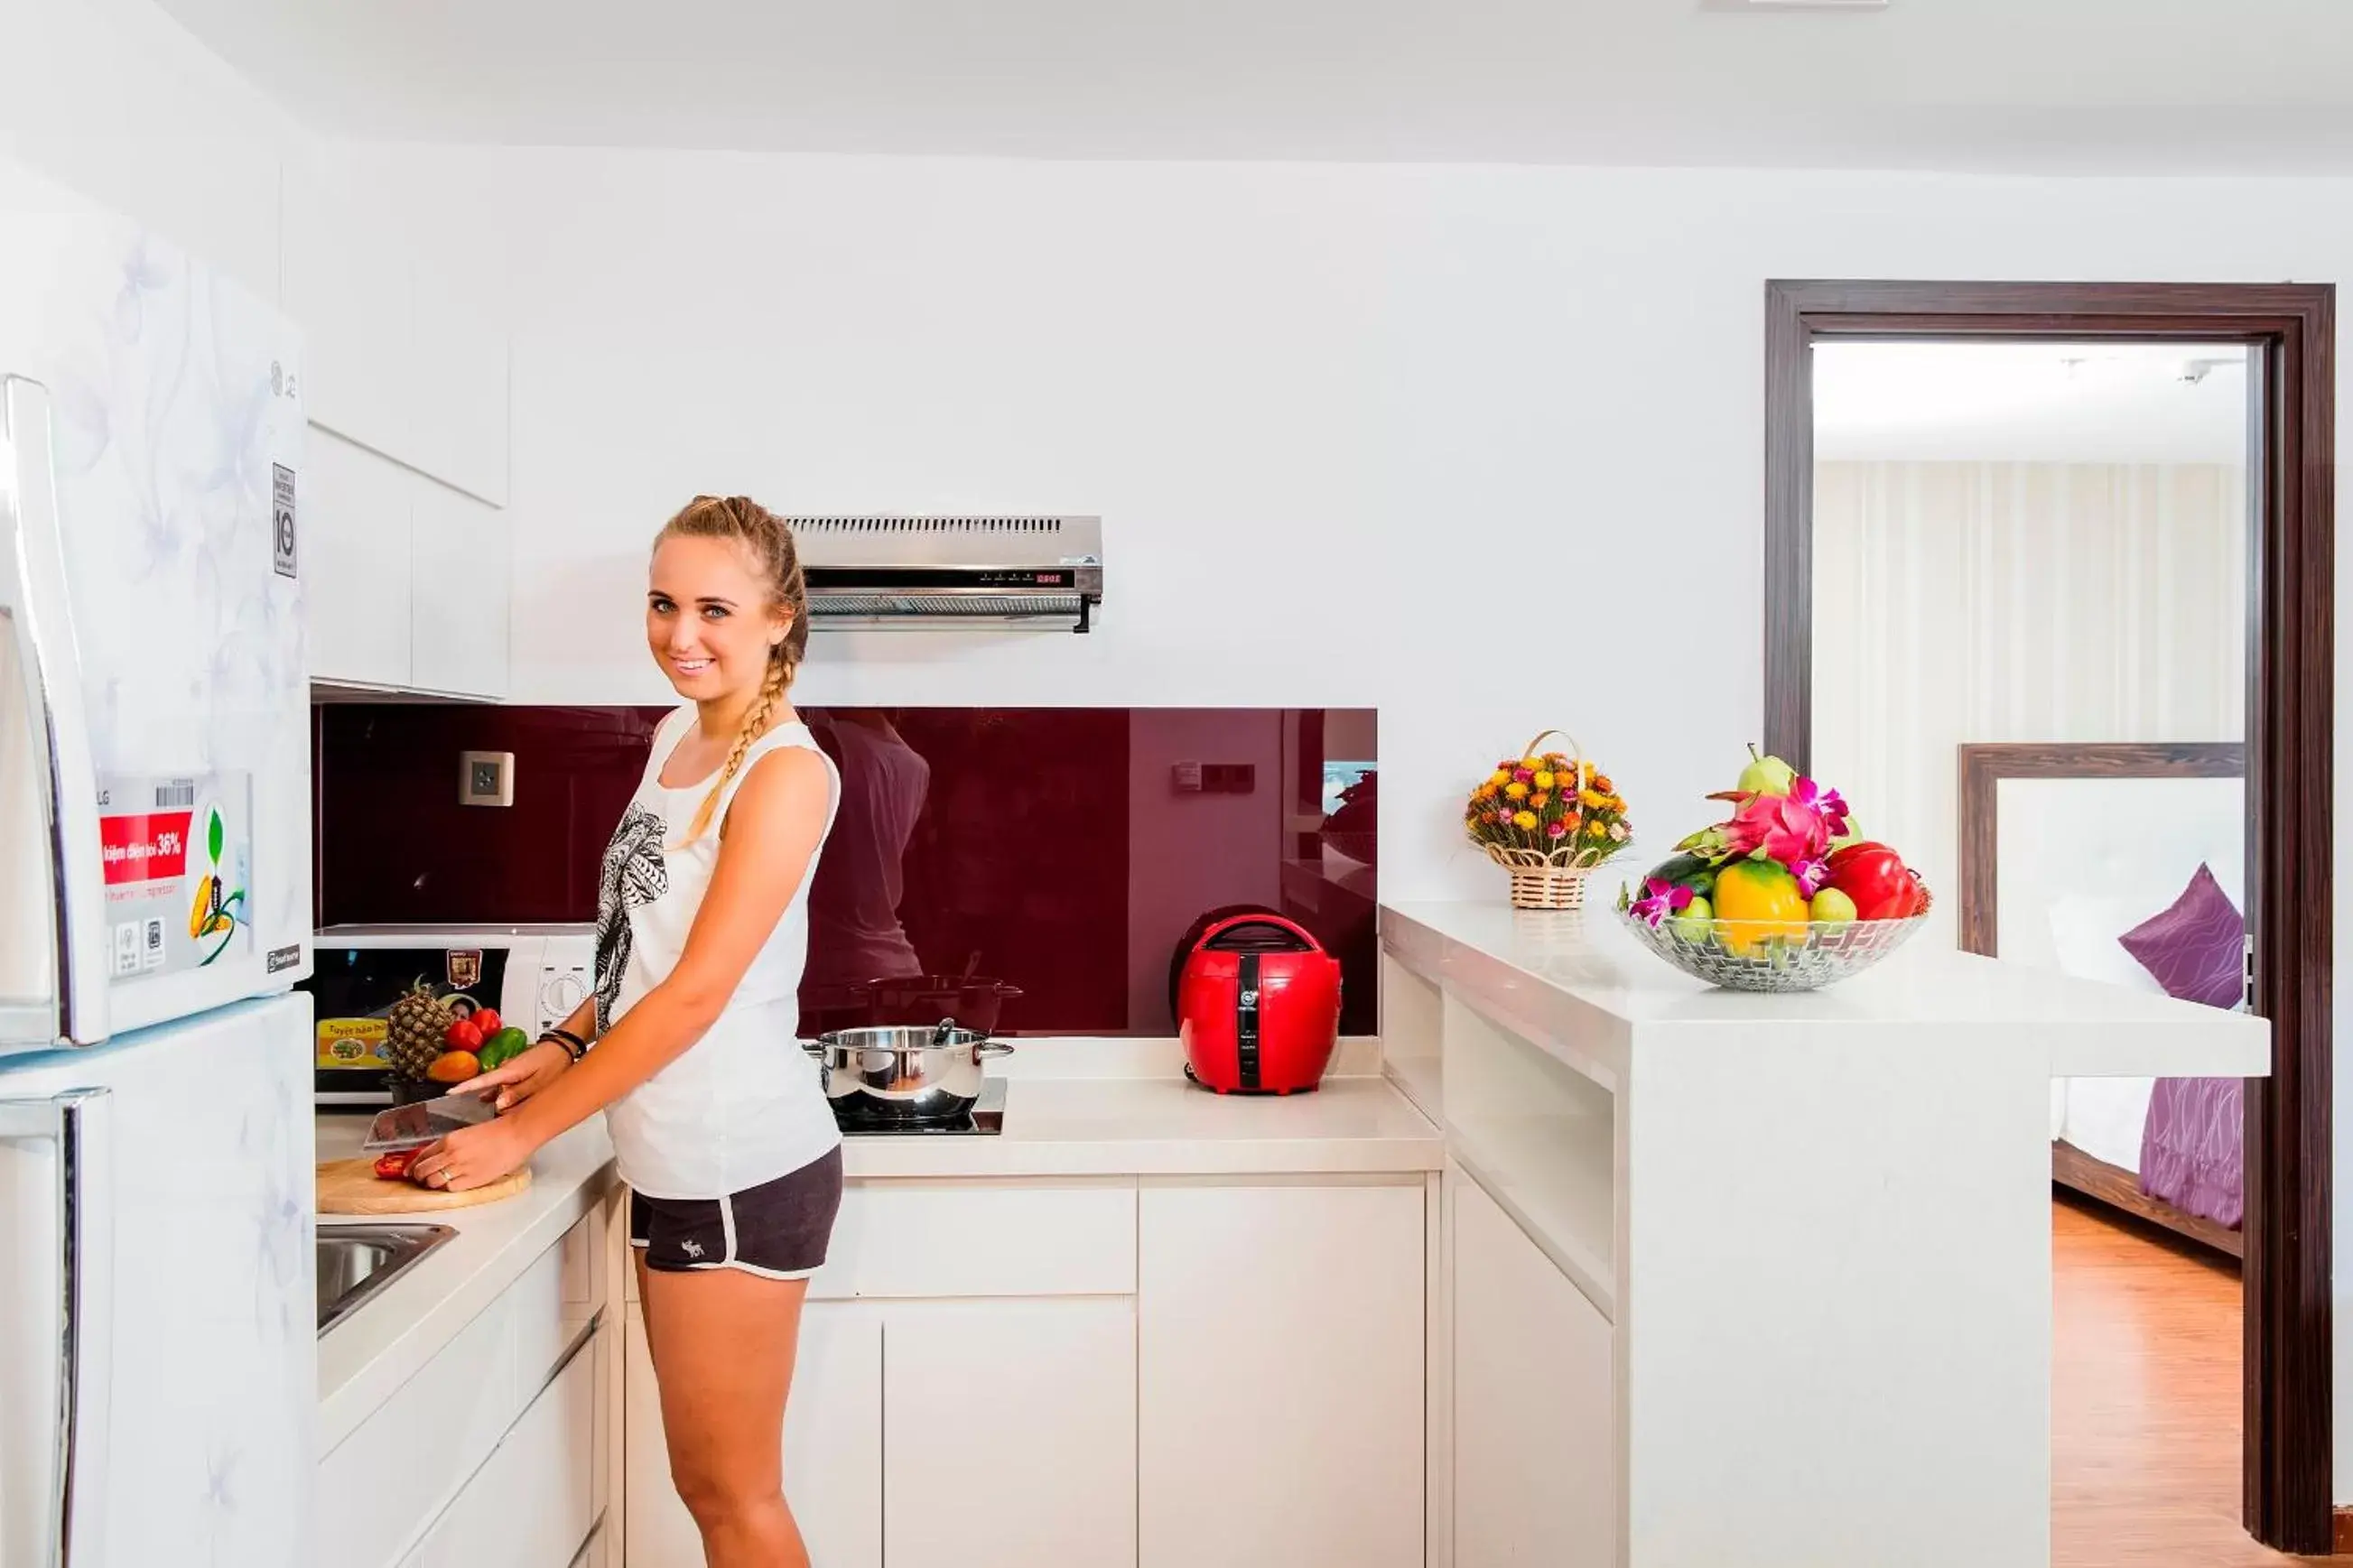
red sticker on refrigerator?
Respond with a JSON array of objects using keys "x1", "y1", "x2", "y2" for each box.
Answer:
[{"x1": 96, "y1": 772, "x2": 252, "y2": 979}]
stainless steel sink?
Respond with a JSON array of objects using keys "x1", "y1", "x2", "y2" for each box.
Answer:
[{"x1": 317, "y1": 1222, "x2": 456, "y2": 1336}]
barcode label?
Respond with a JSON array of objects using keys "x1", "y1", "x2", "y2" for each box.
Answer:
[{"x1": 155, "y1": 783, "x2": 195, "y2": 809}]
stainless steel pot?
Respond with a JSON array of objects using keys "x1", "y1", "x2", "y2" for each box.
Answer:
[{"x1": 804, "y1": 1023, "x2": 1014, "y2": 1125}]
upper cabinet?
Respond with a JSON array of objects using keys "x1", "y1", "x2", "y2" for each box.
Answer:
[
  {"x1": 308, "y1": 428, "x2": 509, "y2": 700},
  {"x1": 284, "y1": 153, "x2": 512, "y2": 699},
  {"x1": 282, "y1": 154, "x2": 510, "y2": 508},
  {"x1": 408, "y1": 258, "x2": 510, "y2": 506}
]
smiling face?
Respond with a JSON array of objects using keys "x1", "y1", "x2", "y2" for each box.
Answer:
[{"x1": 646, "y1": 533, "x2": 789, "y2": 702}]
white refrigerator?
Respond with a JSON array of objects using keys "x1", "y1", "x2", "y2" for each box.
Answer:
[{"x1": 0, "y1": 161, "x2": 313, "y2": 1568}]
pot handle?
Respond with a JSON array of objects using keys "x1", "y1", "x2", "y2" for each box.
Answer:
[
  {"x1": 801, "y1": 1039, "x2": 824, "y2": 1054},
  {"x1": 976, "y1": 1041, "x2": 1016, "y2": 1057},
  {"x1": 1193, "y1": 913, "x2": 1325, "y2": 954}
]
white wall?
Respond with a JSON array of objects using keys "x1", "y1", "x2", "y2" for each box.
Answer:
[
  {"x1": 360, "y1": 143, "x2": 2353, "y2": 1499},
  {"x1": 0, "y1": 0, "x2": 308, "y2": 301}
]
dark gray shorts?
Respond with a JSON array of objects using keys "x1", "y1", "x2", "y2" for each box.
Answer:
[{"x1": 629, "y1": 1145, "x2": 845, "y2": 1279}]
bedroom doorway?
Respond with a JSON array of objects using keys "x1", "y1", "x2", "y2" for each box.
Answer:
[{"x1": 1762, "y1": 283, "x2": 2333, "y2": 1558}]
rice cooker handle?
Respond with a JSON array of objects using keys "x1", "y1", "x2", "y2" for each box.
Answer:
[{"x1": 1193, "y1": 914, "x2": 1325, "y2": 954}]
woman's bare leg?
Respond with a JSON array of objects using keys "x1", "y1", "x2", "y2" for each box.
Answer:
[{"x1": 642, "y1": 1266, "x2": 813, "y2": 1568}]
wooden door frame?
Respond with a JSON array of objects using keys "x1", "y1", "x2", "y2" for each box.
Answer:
[{"x1": 1762, "y1": 280, "x2": 2335, "y2": 1555}]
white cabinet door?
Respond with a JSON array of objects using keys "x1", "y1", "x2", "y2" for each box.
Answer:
[
  {"x1": 401, "y1": 1330, "x2": 600, "y2": 1568},
  {"x1": 624, "y1": 1300, "x2": 883, "y2": 1568},
  {"x1": 882, "y1": 1298, "x2": 1137, "y2": 1568},
  {"x1": 1452, "y1": 1166, "x2": 1614, "y2": 1568},
  {"x1": 281, "y1": 158, "x2": 413, "y2": 460},
  {"x1": 409, "y1": 475, "x2": 510, "y2": 699},
  {"x1": 1139, "y1": 1182, "x2": 1424, "y2": 1568},
  {"x1": 304, "y1": 428, "x2": 413, "y2": 687},
  {"x1": 409, "y1": 256, "x2": 510, "y2": 506}
]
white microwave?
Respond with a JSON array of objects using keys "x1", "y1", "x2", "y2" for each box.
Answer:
[{"x1": 302, "y1": 923, "x2": 596, "y2": 1107}]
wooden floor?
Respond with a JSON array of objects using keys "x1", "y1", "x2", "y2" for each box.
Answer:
[{"x1": 2051, "y1": 1193, "x2": 2328, "y2": 1565}]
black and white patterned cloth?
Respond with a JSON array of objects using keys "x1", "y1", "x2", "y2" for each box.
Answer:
[{"x1": 594, "y1": 802, "x2": 670, "y2": 1034}]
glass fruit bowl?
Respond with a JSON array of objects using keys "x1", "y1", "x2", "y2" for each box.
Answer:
[{"x1": 1614, "y1": 906, "x2": 1930, "y2": 993}]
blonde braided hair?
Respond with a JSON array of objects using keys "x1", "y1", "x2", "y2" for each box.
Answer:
[{"x1": 655, "y1": 495, "x2": 809, "y2": 844}]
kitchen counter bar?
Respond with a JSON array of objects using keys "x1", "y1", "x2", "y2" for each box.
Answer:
[{"x1": 1381, "y1": 898, "x2": 2270, "y2": 1568}]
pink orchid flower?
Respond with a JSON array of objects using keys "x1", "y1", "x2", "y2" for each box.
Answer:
[
  {"x1": 1628, "y1": 877, "x2": 1693, "y2": 928},
  {"x1": 1790, "y1": 776, "x2": 1851, "y2": 840}
]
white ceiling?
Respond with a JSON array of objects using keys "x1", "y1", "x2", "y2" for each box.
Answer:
[
  {"x1": 152, "y1": 0, "x2": 2353, "y2": 172},
  {"x1": 1812, "y1": 342, "x2": 2251, "y2": 464}
]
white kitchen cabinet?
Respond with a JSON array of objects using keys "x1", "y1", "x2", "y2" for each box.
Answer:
[
  {"x1": 322, "y1": 1212, "x2": 609, "y2": 1568},
  {"x1": 304, "y1": 428, "x2": 413, "y2": 689},
  {"x1": 1451, "y1": 1164, "x2": 1614, "y2": 1568},
  {"x1": 399, "y1": 1326, "x2": 601, "y2": 1568},
  {"x1": 410, "y1": 476, "x2": 511, "y2": 699},
  {"x1": 282, "y1": 158, "x2": 414, "y2": 462},
  {"x1": 624, "y1": 1299, "x2": 884, "y2": 1568},
  {"x1": 303, "y1": 432, "x2": 509, "y2": 698},
  {"x1": 409, "y1": 255, "x2": 510, "y2": 506},
  {"x1": 1138, "y1": 1180, "x2": 1425, "y2": 1568},
  {"x1": 282, "y1": 153, "x2": 512, "y2": 509},
  {"x1": 881, "y1": 1297, "x2": 1137, "y2": 1568}
]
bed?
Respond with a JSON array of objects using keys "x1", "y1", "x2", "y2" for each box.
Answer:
[{"x1": 1956, "y1": 742, "x2": 2247, "y2": 1257}]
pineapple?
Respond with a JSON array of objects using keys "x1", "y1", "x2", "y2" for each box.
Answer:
[{"x1": 386, "y1": 979, "x2": 455, "y2": 1080}]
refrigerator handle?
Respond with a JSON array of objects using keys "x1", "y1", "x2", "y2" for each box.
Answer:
[
  {"x1": 1, "y1": 378, "x2": 107, "y2": 1045},
  {"x1": 0, "y1": 1088, "x2": 113, "y2": 1568}
]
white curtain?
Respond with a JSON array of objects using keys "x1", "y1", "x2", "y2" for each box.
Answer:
[{"x1": 1809, "y1": 460, "x2": 2246, "y2": 950}]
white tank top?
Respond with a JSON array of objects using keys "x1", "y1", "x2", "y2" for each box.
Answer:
[{"x1": 596, "y1": 705, "x2": 842, "y2": 1199}]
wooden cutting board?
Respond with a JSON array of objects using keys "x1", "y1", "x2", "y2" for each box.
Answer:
[{"x1": 316, "y1": 1157, "x2": 532, "y2": 1216}]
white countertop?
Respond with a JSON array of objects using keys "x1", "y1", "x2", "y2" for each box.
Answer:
[
  {"x1": 1383, "y1": 898, "x2": 2274, "y2": 1080},
  {"x1": 314, "y1": 1069, "x2": 1436, "y2": 1446},
  {"x1": 315, "y1": 1113, "x2": 620, "y2": 1455},
  {"x1": 838, "y1": 1072, "x2": 1439, "y2": 1178}
]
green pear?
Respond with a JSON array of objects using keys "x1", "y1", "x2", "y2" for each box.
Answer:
[{"x1": 1735, "y1": 743, "x2": 1797, "y2": 799}]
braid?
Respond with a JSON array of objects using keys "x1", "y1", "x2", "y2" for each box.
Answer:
[
  {"x1": 655, "y1": 495, "x2": 811, "y2": 845},
  {"x1": 684, "y1": 645, "x2": 789, "y2": 842}
]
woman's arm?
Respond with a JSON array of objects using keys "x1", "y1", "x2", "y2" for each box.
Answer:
[
  {"x1": 412, "y1": 745, "x2": 833, "y2": 1191},
  {"x1": 455, "y1": 991, "x2": 600, "y2": 1113}
]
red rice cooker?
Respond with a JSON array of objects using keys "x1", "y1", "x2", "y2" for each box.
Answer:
[{"x1": 1174, "y1": 913, "x2": 1343, "y2": 1095}]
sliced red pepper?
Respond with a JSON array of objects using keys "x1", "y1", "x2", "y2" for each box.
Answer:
[{"x1": 374, "y1": 1146, "x2": 422, "y2": 1181}]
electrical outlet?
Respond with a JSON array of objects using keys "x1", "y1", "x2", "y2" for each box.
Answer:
[{"x1": 460, "y1": 750, "x2": 515, "y2": 808}]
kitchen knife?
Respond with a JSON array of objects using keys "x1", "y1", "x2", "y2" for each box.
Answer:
[{"x1": 361, "y1": 1092, "x2": 498, "y2": 1153}]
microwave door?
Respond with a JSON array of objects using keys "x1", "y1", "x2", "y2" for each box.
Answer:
[{"x1": 0, "y1": 377, "x2": 106, "y2": 1050}]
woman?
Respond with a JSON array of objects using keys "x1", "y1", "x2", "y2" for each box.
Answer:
[{"x1": 407, "y1": 495, "x2": 842, "y2": 1568}]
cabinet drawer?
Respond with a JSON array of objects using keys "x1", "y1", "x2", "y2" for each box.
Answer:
[
  {"x1": 321, "y1": 1214, "x2": 598, "y2": 1568},
  {"x1": 400, "y1": 1324, "x2": 600, "y2": 1568},
  {"x1": 814, "y1": 1180, "x2": 1137, "y2": 1300},
  {"x1": 620, "y1": 1181, "x2": 1139, "y2": 1304}
]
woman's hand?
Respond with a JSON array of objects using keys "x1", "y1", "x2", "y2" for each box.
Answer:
[
  {"x1": 451, "y1": 1040, "x2": 573, "y2": 1113},
  {"x1": 407, "y1": 1114, "x2": 542, "y2": 1192}
]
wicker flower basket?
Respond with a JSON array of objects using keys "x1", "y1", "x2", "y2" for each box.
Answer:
[
  {"x1": 1484, "y1": 845, "x2": 1606, "y2": 910},
  {"x1": 1464, "y1": 729, "x2": 1632, "y2": 911}
]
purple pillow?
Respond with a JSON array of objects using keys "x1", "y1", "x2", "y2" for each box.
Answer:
[{"x1": 2116, "y1": 863, "x2": 2246, "y2": 1009}]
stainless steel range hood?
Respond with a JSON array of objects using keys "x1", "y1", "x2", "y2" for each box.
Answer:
[{"x1": 792, "y1": 515, "x2": 1103, "y2": 633}]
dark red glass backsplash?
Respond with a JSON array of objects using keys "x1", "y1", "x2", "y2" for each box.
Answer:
[{"x1": 315, "y1": 706, "x2": 1378, "y2": 1037}]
